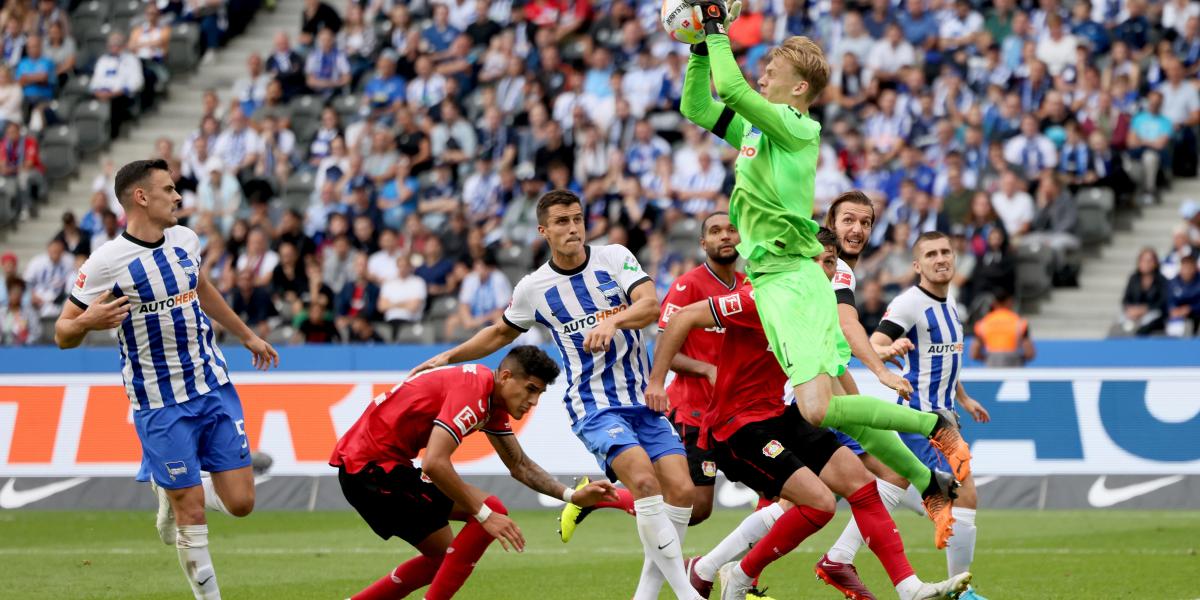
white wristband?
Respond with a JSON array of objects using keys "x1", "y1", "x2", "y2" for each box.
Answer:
[
  {"x1": 474, "y1": 504, "x2": 493, "y2": 523},
  {"x1": 561, "y1": 486, "x2": 576, "y2": 505}
]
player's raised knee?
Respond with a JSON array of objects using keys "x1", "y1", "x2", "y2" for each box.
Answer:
[
  {"x1": 225, "y1": 491, "x2": 255, "y2": 517},
  {"x1": 626, "y1": 472, "x2": 662, "y2": 498}
]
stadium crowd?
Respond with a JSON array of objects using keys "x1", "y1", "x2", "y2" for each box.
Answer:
[{"x1": 4, "y1": 0, "x2": 1200, "y2": 346}]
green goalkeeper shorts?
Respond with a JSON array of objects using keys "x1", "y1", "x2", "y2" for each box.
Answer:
[{"x1": 751, "y1": 260, "x2": 845, "y2": 387}]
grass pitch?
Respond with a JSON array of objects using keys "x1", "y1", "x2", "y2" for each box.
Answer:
[{"x1": 1, "y1": 509, "x2": 1197, "y2": 599}]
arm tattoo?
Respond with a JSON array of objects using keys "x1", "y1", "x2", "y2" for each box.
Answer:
[{"x1": 492, "y1": 434, "x2": 564, "y2": 498}]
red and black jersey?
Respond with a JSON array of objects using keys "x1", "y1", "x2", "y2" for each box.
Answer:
[
  {"x1": 704, "y1": 285, "x2": 789, "y2": 444},
  {"x1": 330, "y1": 364, "x2": 510, "y2": 474},
  {"x1": 658, "y1": 263, "x2": 746, "y2": 426}
]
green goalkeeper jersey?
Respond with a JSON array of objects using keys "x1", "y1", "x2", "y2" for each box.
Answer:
[{"x1": 680, "y1": 34, "x2": 823, "y2": 274}]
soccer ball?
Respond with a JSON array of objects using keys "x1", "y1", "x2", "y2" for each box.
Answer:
[{"x1": 662, "y1": 0, "x2": 704, "y2": 45}]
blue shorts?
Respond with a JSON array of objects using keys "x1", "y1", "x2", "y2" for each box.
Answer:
[
  {"x1": 832, "y1": 429, "x2": 866, "y2": 456},
  {"x1": 573, "y1": 405, "x2": 686, "y2": 481},
  {"x1": 898, "y1": 431, "x2": 952, "y2": 473},
  {"x1": 134, "y1": 382, "x2": 251, "y2": 489}
]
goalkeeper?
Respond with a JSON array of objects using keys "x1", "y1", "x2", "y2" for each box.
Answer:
[{"x1": 679, "y1": 1, "x2": 973, "y2": 484}]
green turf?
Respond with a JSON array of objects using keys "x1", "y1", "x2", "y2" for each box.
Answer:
[{"x1": 1, "y1": 509, "x2": 1197, "y2": 599}]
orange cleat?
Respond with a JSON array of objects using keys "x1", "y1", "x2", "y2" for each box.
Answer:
[{"x1": 929, "y1": 410, "x2": 972, "y2": 482}]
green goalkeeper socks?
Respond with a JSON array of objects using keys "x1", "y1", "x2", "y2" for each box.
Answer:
[
  {"x1": 820, "y1": 394, "x2": 939, "y2": 436},
  {"x1": 835, "y1": 422, "x2": 932, "y2": 492}
]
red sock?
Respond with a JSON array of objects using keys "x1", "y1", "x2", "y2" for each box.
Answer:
[
  {"x1": 352, "y1": 553, "x2": 444, "y2": 600},
  {"x1": 424, "y1": 497, "x2": 507, "y2": 600},
  {"x1": 847, "y1": 482, "x2": 915, "y2": 585},
  {"x1": 755, "y1": 497, "x2": 775, "y2": 511},
  {"x1": 594, "y1": 487, "x2": 636, "y2": 515},
  {"x1": 740, "y1": 505, "x2": 833, "y2": 578}
]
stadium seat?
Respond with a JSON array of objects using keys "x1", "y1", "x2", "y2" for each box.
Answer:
[
  {"x1": 112, "y1": 0, "x2": 142, "y2": 21},
  {"x1": 497, "y1": 244, "x2": 530, "y2": 269},
  {"x1": 167, "y1": 23, "x2": 201, "y2": 74},
  {"x1": 40, "y1": 125, "x2": 79, "y2": 183},
  {"x1": 668, "y1": 217, "x2": 699, "y2": 243},
  {"x1": 333, "y1": 94, "x2": 363, "y2": 125},
  {"x1": 428, "y1": 296, "x2": 458, "y2": 320},
  {"x1": 81, "y1": 25, "x2": 113, "y2": 71},
  {"x1": 282, "y1": 170, "x2": 315, "y2": 211},
  {"x1": 59, "y1": 75, "x2": 91, "y2": 112},
  {"x1": 1076, "y1": 187, "x2": 1116, "y2": 216},
  {"x1": 0, "y1": 175, "x2": 13, "y2": 228},
  {"x1": 1075, "y1": 201, "x2": 1113, "y2": 246},
  {"x1": 69, "y1": 1, "x2": 109, "y2": 37},
  {"x1": 289, "y1": 95, "x2": 322, "y2": 147},
  {"x1": 1015, "y1": 243, "x2": 1053, "y2": 300},
  {"x1": 394, "y1": 322, "x2": 436, "y2": 345},
  {"x1": 372, "y1": 323, "x2": 394, "y2": 343},
  {"x1": 72, "y1": 100, "x2": 112, "y2": 154}
]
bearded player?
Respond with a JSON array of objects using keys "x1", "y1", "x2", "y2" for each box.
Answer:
[
  {"x1": 559, "y1": 211, "x2": 746, "y2": 540},
  {"x1": 646, "y1": 229, "x2": 969, "y2": 600},
  {"x1": 678, "y1": 1, "x2": 972, "y2": 491},
  {"x1": 821, "y1": 232, "x2": 992, "y2": 600},
  {"x1": 413, "y1": 190, "x2": 705, "y2": 600},
  {"x1": 331, "y1": 346, "x2": 617, "y2": 599}
]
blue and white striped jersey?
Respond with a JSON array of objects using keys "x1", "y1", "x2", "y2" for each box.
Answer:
[
  {"x1": 70, "y1": 227, "x2": 230, "y2": 411},
  {"x1": 877, "y1": 285, "x2": 964, "y2": 412},
  {"x1": 502, "y1": 245, "x2": 653, "y2": 425}
]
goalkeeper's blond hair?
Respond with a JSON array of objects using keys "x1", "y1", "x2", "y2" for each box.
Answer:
[{"x1": 768, "y1": 36, "x2": 830, "y2": 104}]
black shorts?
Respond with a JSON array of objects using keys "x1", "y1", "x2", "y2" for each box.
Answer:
[
  {"x1": 711, "y1": 403, "x2": 842, "y2": 499},
  {"x1": 674, "y1": 420, "x2": 717, "y2": 487},
  {"x1": 338, "y1": 463, "x2": 454, "y2": 545}
]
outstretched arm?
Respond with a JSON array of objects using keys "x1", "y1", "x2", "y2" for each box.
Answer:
[
  {"x1": 839, "y1": 303, "x2": 912, "y2": 400},
  {"x1": 646, "y1": 300, "x2": 717, "y2": 412},
  {"x1": 706, "y1": 34, "x2": 819, "y2": 151},
  {"x1": 680, "y1": 44, "x2": 746, "y2": 147},
  {"x1": 488, "y1": 433, "x2": 617, "y2": 506},
  {"x1": 411, "y1": 320, "x2": 522, "y2": 374}
]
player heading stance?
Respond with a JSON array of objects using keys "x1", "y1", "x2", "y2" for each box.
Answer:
[
  {"x1": 647, "y1": 230, "x2": 970, "y2": 600},
  {"x1": 330, "y1": 346, "x2": 616, "y2": 599},
  {"x1": 679, "y1": 2, "x2": 972, "y2": 484},
  {"x1": 55, "y1": 159, "x2": 280, "y2": 600},
  {"x1": 560, "y1": 211, "x2": 746, "y2": 540},
  {"x1": 414, "y1": 190, "x2": 704, "y2": 600},
  {"x1": 823, "y1": 232, "x2": 992, "y2": 600}
]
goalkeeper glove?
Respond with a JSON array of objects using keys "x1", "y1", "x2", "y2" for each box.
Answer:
[{"x1": 690, "y1": 0, "x2": 742, "y2": 36}]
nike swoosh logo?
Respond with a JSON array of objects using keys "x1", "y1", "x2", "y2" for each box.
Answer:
[
  {"x1": 675, "y1": 284, "x2": 687, "y2": 291},
  {"x1": 658, "y1": 542, "x2": 672, "y2": 550},
  {"x1": 0, "y1": 477, "x2": 90, "y2": 509},
  {"x1": 197, "y1": 576, "x2": 213, "y2": 586},
  {"x1": 1087, "y1": 475, "x2": 1184, "y2": 508}
]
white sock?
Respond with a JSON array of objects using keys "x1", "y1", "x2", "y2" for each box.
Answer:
[
  {"x1": 947, "y1": 507, "x2": 977, "y2": 576},
  {"x1": 633, "y1": 504, "x2": 692, "y2": 600},
  {"x1": 176, "y1": 524, "x2": 221, "y2": 600},
  {"x1": 201, "y1": 477, "x2": 231, "y2": 516},
  {"x1": 827, "y1": 479, "x2": 907, "y2": 564},
  {"x1": 696, "y1": 501, "x2": 784, "y2": 581},
  {"x1": 895, "y1": 574, "x2": 923, "y2": 600},
  {"x1": 633, "y1": 496, "x2": 699, "y2": 600}
]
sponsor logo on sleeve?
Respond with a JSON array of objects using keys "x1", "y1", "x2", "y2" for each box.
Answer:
[
  {"x1": 74, "y1": 271, "x2": 86, "y2": 290},
  {"x1": 662, "y1": 303, "x2": 681, "y2": 322},
  {"x1": 834, "y1": 271, "x2": 853, "y2": 287},
  {"x1": 719, "y1": 294, "x2": 743, "y2": 317},
  {"x1": 453, "y1": 406, "x2": 480, "y2": 437}
]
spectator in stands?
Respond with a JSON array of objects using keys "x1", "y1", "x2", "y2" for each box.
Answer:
[
  {"x1": 1, "y1": 120, "x2": 45, "y2": 222},
  {"x1": 43, "y1": 20, "x2": 73, "y2": 88},
  {"x1": 233, "y1": 53, "x2": 271, "y2": 117},
  {"x1": 265, "y1": 32, "x2": 306, "y2": 100},
  {"x1": 128, "y1": 2, "x2": 170, "y2": 105},
  {"x1": 79, "y1": 192, "x2": 109, "y2": 237},
  {"x1": 1158, "y1": 58, "x2": 1200, "y2": 171},
  {"x1": 270, "y1": 240, "x2": 306, "y2": 313},
  {"x1": 338, "y1": 4, "x2": 375, "y2": 84},
  {"x1": 362, "y1": 50, "x2": 405, "y2": 120},
  {"x1": 1004, "y1": 114, "x2": 1057, "y2": 181},
  {"x1": 429, "y1": 100, "x2": 477, "y2": 169},
  {"x1": 443, "y1": 249, "x2": 510, "y2": 341},
  {"x1": 196, "y1": 157, "x2": 242, "y2": 235},
  {"x1": 1119, "y1": 247, "x2": 1169, "y2": 335},
  {"x1": 378, "y1": 252, "x2": 427, "y2": 336},
  {"x1": 300, "y1": 0, "x2": 342, "y2": 48},
  {"x1": 23, "y1": 237, "x2": 71, "y2": 318},
  {"x1": 367, "y1": 228, "x2": 401, "y2": 284},
  {"x1": 670, "y1": 150, "x2": 724, "y2": 216},
  {"x1": 347, "y1": 314, "x2": 384, "y2": 343},
  {"x1": 294, "y1": 292, "x2": 339, "y2": 343},
  {"x1": 228, "y1": 269, "x2": 276, "y2": 339},
  {"x1": 1166, "y1": 254, "x2": 1200, "y2": 336},
  {"x1": 991, "y1": 170, "x2": 1036, "y2": 237},
  {"x1": 335, "y1": 253, "x2": 380, "y2": 330},
  {"x1": 415, "y1": 236, "x2": 459, "y2": 299},
  {"x1": 1162, "y1": 223, "x2": 1198, "y2": 279},
  {"x1": 0, "y1": 65, "x2": 22, "y2": 125},
  {"x1": 322, "y1": 233, "x2": 358, "y2": 294},
  {"x1": 53, "y1": 210, "x2": 89, "y2": 257},
  {"x1": 857, "y1": 278, "x2": 886, "y2": 335},
  {"x1": 236, "y1": 227, "x2": 280, "y2": 288},
  {"x1": 868, "y1": 221, "x2": 916, "y2": 295},
  {"x1": 971, "y1": 227, "x2": 1017, "y2": 301},
  {"x1": 0, "y1": 253, "x2": 16, "y2": 305},
  {"x1": 305, "y1": 28, "x2": 350, "y2": 101},
  {"x1": 1127, "y1": 90, "x2": 1173, "y2": 205},
  {"x1": 405, "y1": 55, "x2": 446, "y2": 112},
  {"x1": 213, "y1": 106, "x2": 262, "y2": 181},
  {"x1": 15, "y1": 34, "x2": 54, "y2": 126},
  {"x1": 0, "y1": 277, "x2": 39, "y2": 345},
  {"x1": 422, "y1": 3, "x2": 460, "y2": 58},
  {"x1": 1030, "y1": 172, "x2": 1079, "y2": 236},
  {"x1": 972, "y1": 288, "x2": 1036, "y2": 366},
  {"x1": 253, "y1": 115, "x2": 293, "y2": 188},
  {"x1": 89, "y1": 31, "x2": 143, "y2": 139}
]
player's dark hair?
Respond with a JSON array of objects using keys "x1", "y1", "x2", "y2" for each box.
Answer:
[
  {"x1": 536, "y1": 189, "x2": 583, "y2": 226},
  {"x1": 114, "y1": 159, "x2": 170, "y2": 206},
  {"x1": 824, "y1": 190, "x2": 874, "y2": 229},
  {"x1": 816, "y1": 226, "x2": 838, "y2": 250},
  {"x1": 501, "y1": 345, "x2": 561, "y2": 385},
  {"x1": 913, "y1": 231, "x2": 951, "y2": 255},
  {"x1": 701, "y1": 211, "x2": 730, "y2": 233}
]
